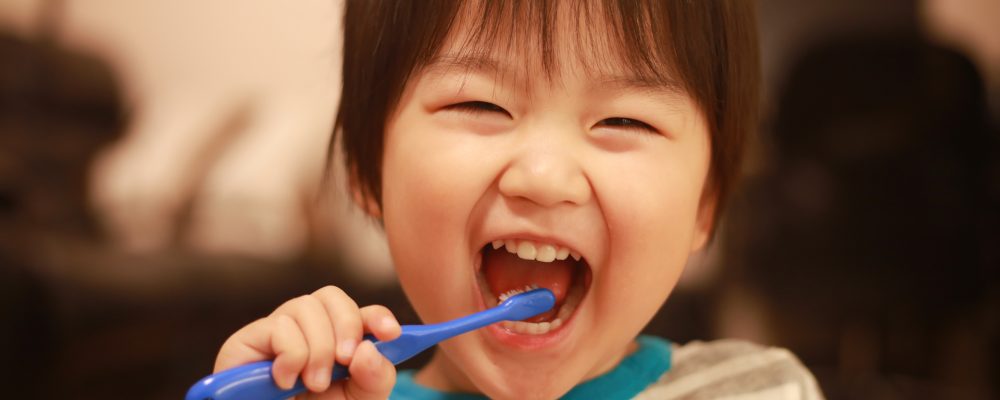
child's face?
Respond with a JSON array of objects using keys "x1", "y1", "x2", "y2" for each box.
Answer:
[{"x1": 377, "y1": 16, "x2": 714, "y2": 399}]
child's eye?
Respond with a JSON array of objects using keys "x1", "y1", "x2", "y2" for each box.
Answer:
[
  {"x1": 445, "y1": 101, "x2": 512, "y2": 117},
  {"x1": 596, "y1": 117, "x2": 658, "y2": 134}
]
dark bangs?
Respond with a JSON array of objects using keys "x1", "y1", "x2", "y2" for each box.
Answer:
[{"x1": 335, "y1": 0, "x2": 759, "y2": 227}]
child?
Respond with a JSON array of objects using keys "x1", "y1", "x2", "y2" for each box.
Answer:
[{"x1": 214, "y1": 0, "x2": 824, "y2": 398}]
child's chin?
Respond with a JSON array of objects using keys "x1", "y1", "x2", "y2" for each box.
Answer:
[
  {"x1": 469, "y1": 360, "x2": 583, "y2": 400},
  {"x1": 443, "y1": 292, "x2": 597, "y2": 399}
]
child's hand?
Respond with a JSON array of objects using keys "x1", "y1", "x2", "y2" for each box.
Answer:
[{"x1": 214, "y1": 286, "x2": 402, "y2": 399}]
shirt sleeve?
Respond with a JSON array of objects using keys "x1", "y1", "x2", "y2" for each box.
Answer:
[{"x1": 633, "y1": 339, "x2": 825, "y2": 400}]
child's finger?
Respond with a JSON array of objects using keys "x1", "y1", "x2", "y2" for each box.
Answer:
[
  {"x1": 270, "y1": 314, "x2": 310, "y2": 390},
  {"x1": 276, "y1": 295, "x2": 337, "y2": 392},
  {"x1": 359, "y1": 305, "x2": 402, "y2": 341},
  {"x1": 300, "y1": 309, "x2": 399, "y2": 400},
  {"x1": 313, "y1": 286, "x2": 363, "y2": 365},
  {"x1": 297, "y1": 341, "x2": 395, "y2": 400},
  {"x1": 214, "y1": 317, "x2": 273, "y2": 372},
  {"x1": 343, "y1": 340, "x2": 396, "y2": 400}
]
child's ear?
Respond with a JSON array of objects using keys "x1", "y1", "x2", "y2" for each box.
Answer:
[{"x1": 691, "y1": 186, "x2": 717, "y2": 252}]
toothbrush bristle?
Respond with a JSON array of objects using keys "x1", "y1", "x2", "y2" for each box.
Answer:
[{"x1": 498, "y1": 284, "x2": 543, "y2": 305}]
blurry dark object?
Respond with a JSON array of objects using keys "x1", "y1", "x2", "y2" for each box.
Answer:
[
  {"x1": 730, "y1": 31, "x2": 999, "y2": 399},
  {"x1": 0, "y1": 32, "x2": 119, "y2": 242},
  {"x1": 0, "y1": 31, "x2": 119, "y2": 398},
  {"x1": 0, "y1": 32, "x2": 416, "y2": 399}
]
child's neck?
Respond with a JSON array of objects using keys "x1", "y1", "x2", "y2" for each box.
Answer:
[{"x1": 413, "y1": 339, "x2": 640, "y2": 393}]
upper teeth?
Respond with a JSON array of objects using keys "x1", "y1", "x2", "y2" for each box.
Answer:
[{"x1": 491, "y1": 239, "x2": 581, "y2": 263}]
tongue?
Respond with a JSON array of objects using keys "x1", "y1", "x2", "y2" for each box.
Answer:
[{"x1": 482, "y1": 248, "x2": 574, "y2": 307}]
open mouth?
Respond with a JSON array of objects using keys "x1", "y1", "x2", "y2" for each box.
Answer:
[{"x1": 476, "y1": 239, "x2": 592, "y2": 336}]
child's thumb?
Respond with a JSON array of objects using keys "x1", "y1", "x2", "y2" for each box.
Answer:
[{"x1": 343, "y1": 340, "x2": 396, "y2": 400}]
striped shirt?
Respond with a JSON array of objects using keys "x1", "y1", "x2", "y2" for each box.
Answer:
[
  {"x1": 636, "y1": 339, "x2": 825, "y2": 399},
  {"x1": 391, "y1": 336, "x2": 824, "y2": 399}
]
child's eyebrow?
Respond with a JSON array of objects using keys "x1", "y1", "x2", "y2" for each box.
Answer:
[
  {"x1": 423, "y1": 53, "x2": 509, "y2": 79},
  {"x1": 424, "y1": 53, "x2": 686, "y2": 98},
  {"x1": 592, "y1": 75, "x2": 686, "y2": 99}
]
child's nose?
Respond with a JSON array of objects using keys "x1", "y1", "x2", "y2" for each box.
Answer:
[{"x1": 497, "y1": 138, "x2": 591, "y2": 207}]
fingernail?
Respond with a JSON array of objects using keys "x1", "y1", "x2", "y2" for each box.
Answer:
[
  {"x1": 313, "y1": 366, "x2": 330, "y2": 388},
  {"x1": 338, "y1": 339, "x2": 357, "y2": 359},
  {"x1": 381, "y1": 316, "x2": 397, "y2": 331},
  {"x1": 276, "y1": 374, "x2": 293, "y2": 390}
]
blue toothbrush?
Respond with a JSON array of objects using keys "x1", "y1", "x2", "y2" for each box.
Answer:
[{"x1": 185, "y1": 288, "x2": 555, "y2": 400}]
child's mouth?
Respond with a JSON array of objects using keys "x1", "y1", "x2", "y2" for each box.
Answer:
[{"x1": 476, "y1": 239, "x2": 591, "y2": 336}]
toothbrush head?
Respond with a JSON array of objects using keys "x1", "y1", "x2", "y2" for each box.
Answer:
[{"x1": 498, "y1": 288, "x2": 556, "y2": 321}]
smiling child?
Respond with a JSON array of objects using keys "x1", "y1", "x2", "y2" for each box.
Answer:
[{"x1": 213, "y1": 1, "x2": 824, "y2": 399}]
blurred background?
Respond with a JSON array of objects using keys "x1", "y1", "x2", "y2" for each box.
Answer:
[{"x1": 0, "y1": 0, "x2": 997, "y2": 398}]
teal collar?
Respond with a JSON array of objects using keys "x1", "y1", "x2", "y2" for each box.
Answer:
[{"x1": 390, "y1": 335, "x2": 672, "y2": 399}]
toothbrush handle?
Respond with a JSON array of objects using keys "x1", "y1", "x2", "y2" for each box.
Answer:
[
  {"x1": 184, "y1": 360, "x2": 348, "y2": 400},
  {"x1": 187, "y1": 290, "x2": 554, "y2": 400}
]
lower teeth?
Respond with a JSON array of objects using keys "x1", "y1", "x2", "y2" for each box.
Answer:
[
  {"x1": 501, "y1": 319, "x2": 562, "y2": 335},
  {"x1": 494, "y1": 277, "x2": 584, "y2": 336},
  {"x1": 477, "y1": 256, "x2": 588, "y2": 336}
]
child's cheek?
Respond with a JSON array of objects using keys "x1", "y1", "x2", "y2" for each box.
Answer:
[
  {"x1": 381, "y1": 106, "x2": 505, "y2": 320},
  {"x1": 587, "y1": 148, "x2": 707, "y2": 319}
]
